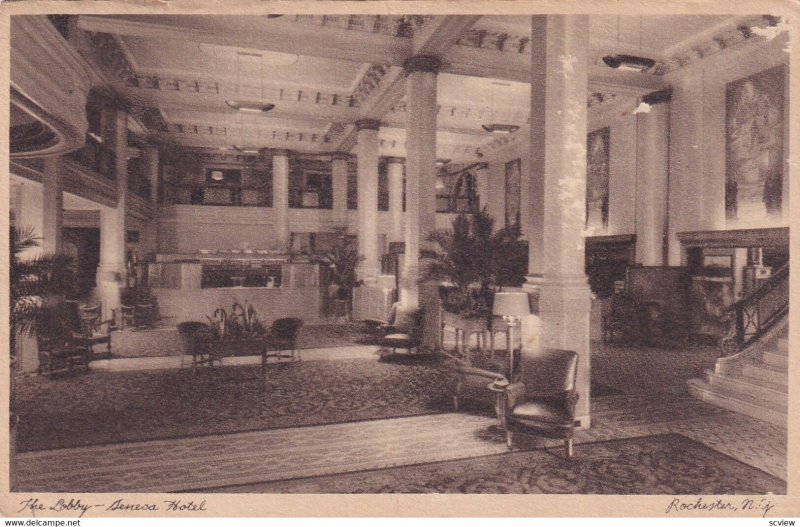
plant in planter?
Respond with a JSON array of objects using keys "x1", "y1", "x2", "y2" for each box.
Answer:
[
  {"x1": 423, "y1": 209, "x2": 525, "y2": 319},
  {"x1": 320, "y1": 228, "x2": 364, "y2": 317},
  {"x1": 10, "y1": 226, "x2": 76, "y2": 356},
  {"x1": 201, "y1": 298, "x2": 270, "y2": 357}
]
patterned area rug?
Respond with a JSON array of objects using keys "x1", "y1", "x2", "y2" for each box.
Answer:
[
  {"x1": 245, "y1": 433, "x2": 787, "y2": 494},
  {"x1": 113, "y1": 322, "x2": 378, "y2": 358},
  {"x1": 14, "y1": 356, "x2": 454, "y2": 452}
]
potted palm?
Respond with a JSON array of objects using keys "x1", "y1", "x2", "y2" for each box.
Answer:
[{"x1": 320, "y1": 228, "x2": 364, "y2": 319}]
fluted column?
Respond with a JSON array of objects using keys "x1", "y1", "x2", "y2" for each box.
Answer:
[
  {"x1": 401, "y1": 54, "x2": 441, "y2": 308},
  {"x1": 41, "y1": 155, "x2": 64, "y2": 254},
  {"x1": 387, "y1": 157, "x2": 405, "y2": 242},
  {"x1": 272, "y1": 149, "x2": 290, "y2": 249},
  {"x1": 331, "y1": 152, "x2": 350, "y2": 227},
  {"x1": 355, "y1": 119, "x2": 381, "y2": 284},
  {"x1": 525, "y1": 15, "x2": 592, "y2": 427},
  {"x1": 96, "y1": 109, "x2": 128, "y2": 321},
  {"x1": 635, "y1": 100, "x2": 670, "y2": 266}
]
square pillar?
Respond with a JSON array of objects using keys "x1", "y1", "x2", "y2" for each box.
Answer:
[
  {"x1": 525, "y1": 15, "x2": 593, "y2": 427},
  {"x1": 272, "y1": 149, "x2": 290, "y2": 249},
  {"x1": 331, "y1": 152, "x2": 350, "y2": 227},
  {"x1": 41, "y1": 155, "x2": 64, "y2": 254},
  {"x1": 386, "y1": 157, "x2": 405, "y2": 243}
]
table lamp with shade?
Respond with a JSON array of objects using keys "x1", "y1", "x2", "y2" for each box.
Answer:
[{"x1": 493, "y1": 291, "x2": 531, "y2": 380}]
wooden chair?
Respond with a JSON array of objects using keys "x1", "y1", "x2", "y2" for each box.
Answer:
[
  {"x1": 503, "y1": 349, "x2": 579, "y2": 458},
  {"x1": 177, "y1": 321, "x2": 221, "y2": 369},
  {"x1": 268, "y1": 317, "x2": 304, "y2": 361},
  {"x1": 73, "y1": 304, "x2": 115, "y2": 356},
  {"x1": 37, "y1": 305, "x2": 92, "y2": 377}
]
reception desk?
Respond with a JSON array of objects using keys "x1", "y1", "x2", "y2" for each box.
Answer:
[{"x1": 149, "y1": 256, "x2": 321, "y2": 325}]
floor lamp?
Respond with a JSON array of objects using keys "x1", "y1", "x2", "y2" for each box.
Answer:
[{"x1": 492, "y1": 291, "x2": 531, "y2": 381}]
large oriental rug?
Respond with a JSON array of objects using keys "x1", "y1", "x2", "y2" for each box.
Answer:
[
  {"x1": 14, "y1": 357, "x2": 454, "y2": 452},
  {"x1": 238, "y1": 433, "x2": 787, "y2": 495}
]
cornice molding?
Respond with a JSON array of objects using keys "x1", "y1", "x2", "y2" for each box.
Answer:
[{"x1": 352, "y1": 64, "x2": 392, "y2": 106}]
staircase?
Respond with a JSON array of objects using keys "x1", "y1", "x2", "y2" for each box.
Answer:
[{"x1": 688, "y1": 264, "x2": 789, "y2": 428}]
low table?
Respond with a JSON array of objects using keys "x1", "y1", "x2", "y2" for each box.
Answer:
[{"x1": 441, "y1": 311, "x2": 489, "y2": 358}]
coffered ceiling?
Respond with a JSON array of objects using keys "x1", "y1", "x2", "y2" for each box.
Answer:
[{"x1": 71, "y1": 14, "x2": 764, "y2": 162}]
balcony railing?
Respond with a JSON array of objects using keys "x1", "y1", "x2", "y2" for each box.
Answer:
[
  {"x1": 163, "y1": 183, "x2": 272, "y2": 207},
  {"x1": 67, "y1": 136, "x2": 116, "y2": 181}
]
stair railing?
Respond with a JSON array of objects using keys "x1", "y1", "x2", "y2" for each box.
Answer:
[{"x1": 719, "y1": 263, "x2": 789, "y2": 356}]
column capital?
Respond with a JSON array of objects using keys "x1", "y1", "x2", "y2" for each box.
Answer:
[
  {"x1": 270, "y1": 148, "x2": 291, "y2": 158},
  {"x1": 383, "y1": 156, "x2": 405, "y2": 165},
  {"x1": 355, "y1": 119, "x2": 381, "y2": 132},
  {"x1": 331, "y1": 151, "x2": 352, "y2": 162},
  {"x1": 403, "y1": 54, "x2": 442, "y2": 75}
]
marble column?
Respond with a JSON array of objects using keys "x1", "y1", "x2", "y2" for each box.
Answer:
[
  {"x1": 272, "y1": 149, "x2": 290, "y2": 249},
  {"x1": 386, "y1": 157, "x2": 405, "y2": 242},
  {"x1": 331, "y1": 152, "x2": 350, "y2": 227},
  {"x1": 41, "y1": 155, "x2": 64, "y2": 254},
  {"x1": 401, "y1": 54, "x2": 441, "y2": 308},
  {"x1": 144, "y1": 146, "x2": 160, "y2": 255},
  {"x1": 635, "y1": 100, "x2": 670, "y2": 266},
  {"x1": 15, "y1": 181, "x2": 44, "y2": 258},
  {"x1": 355, "y1": 119, "x2": 381, "y2": 284},
  {"x1": 526, "y1": 15, "x2": 593, "y2": 427},
  {"x1": 96, "y1": 109, "x2": 128, "y2": 322}
]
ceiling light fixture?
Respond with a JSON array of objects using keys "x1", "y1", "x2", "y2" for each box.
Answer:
[
  {"x1": 225, "y1": 100, "x2": 275, "y2": 113},
  {"x1": 481, "y1": 82, "x2": 520, "y2": 134},
  {"x1": 601, "y1": 54, "x2": 656, "y2": 72}
]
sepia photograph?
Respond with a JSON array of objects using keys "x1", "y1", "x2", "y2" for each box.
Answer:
[{"x1": 1, "y1": 0, "x2": 797, "y2": 520}]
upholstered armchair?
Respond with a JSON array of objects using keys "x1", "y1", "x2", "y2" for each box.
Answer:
[
  {"x1": 503, "y1": 349, "x2": 579, "y2": 458},
  {"x1": 377, "y1": 303, "x2": 424, "y2": 357}
]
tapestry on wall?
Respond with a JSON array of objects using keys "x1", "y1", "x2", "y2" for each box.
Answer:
[
  {"x1": 504, "y1": 158, "x2": 521, "y2": 227},
  {"x1": 725, "y1": 65, "x2": 784, "y2": 221},
  {"x1": 586, "y1": 127, "x2": 610, "y2": 230}
]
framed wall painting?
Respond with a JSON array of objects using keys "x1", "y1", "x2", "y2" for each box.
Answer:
[
  {"x1": 586, "y1": 127, "x2": 610, "y2": 230},
  {"x1": 725, "y1": 65, "x2": 784, "y2": 221},
  {"x1": 504, "y1": 158, "x2": 521, "y2": 227}
]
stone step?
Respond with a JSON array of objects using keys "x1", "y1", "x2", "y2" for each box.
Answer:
[
  {"x1": 741, "y1": 362, "x2": 788, "y2": 388},
  {"x1": 705, "y1": 371, "x2": 788, "y2": 409},
  {"x1": 761, "y1": 350, "x2": 788, "y2": 369},
  {"x1": 688, "y1": 378, "x2": 787, "y2": 428}
]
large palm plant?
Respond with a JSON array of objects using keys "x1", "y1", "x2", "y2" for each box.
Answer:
[
  {"x1": 423, "y1": 209, "x2": 525, "y2": 317},
  {"x1": 10, "y1": 226, "x2": 75, "y2": 356},
  {"x1": 321, "y1": 228, "x2": 364, "y2": 301}
]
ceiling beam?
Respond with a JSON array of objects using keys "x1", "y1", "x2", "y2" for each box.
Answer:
[
  {"x1": 77, "y1": 15, "x2": 410, "y2": 67},
  {"x1": 334, "y1": 15, "x2": 482, "y2": 152}
]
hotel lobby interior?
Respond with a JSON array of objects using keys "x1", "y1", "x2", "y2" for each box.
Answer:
[{"x1": 7, "y1": 13, "x2": 790, "y2": 496}]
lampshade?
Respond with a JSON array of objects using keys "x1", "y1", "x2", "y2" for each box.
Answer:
[{"x1": 493, "y1": 291, "x2": 531, "y2": 317}]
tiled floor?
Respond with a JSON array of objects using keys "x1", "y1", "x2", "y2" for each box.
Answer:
[{"x1": 12, "y1": 334, "x2": 788, "y2": 492}]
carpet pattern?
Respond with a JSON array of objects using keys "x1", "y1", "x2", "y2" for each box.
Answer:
[
  {"x1": 247, "y1": 434, "x2": 787, "y2": 495},
  {"x1": 14, "y1": 356, "x2": 454, "y2": 452},
  {"x1": 13, "y1": 414, "x2": 510, "y2": 493},
  {"x1": 112, "y1": 322, "x2": 377, "y2": 358}
]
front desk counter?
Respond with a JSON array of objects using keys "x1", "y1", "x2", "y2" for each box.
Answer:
[{"x1": 149, "y1": 257, "x2": 321, "y2": 325}]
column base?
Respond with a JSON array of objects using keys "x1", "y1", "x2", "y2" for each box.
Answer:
[{"x1": 95, "y1": 264, "x2": 123, "y2": 322}]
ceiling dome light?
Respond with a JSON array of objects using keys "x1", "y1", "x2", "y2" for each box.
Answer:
[
  {"x1": 482, "y1": 123, "x2": 520, "y2": 134},
  {"x1": 601, "y1": 54, "x2": 656, "y2": 72},
  {"x1": 225, "y1": 100, "x2": 275, "y2": 113}
]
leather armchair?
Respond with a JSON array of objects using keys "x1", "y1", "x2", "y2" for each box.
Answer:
[{"x1": 503, "y1": 349, "x2": 579, "y2": 458}]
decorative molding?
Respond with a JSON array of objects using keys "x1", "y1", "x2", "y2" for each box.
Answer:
[
  {"x1": 651, "y1": 15, "x2": 785, "y2": 75},
  {"x1": 403, "y1": 54, "x2": 442, "y2": 74},
  {"x1": 86, "y1": 31, "x2": 138, "y2": 87},
  {"x1": 10, "y1": 17, "x2": 93, "y2": 158},
  {"x1": 291, "y1": 15, "x2": 431, "y2": 38},
  {"x1": 677, "y1": 227, "x2": 789, "y2": 248},
  {"x1": 331, "y1": 152, "x2": 352, "y2": 162},
  {"x1": 390, "y1": 100, "x2": 527, "y2": 124},
  {"x1": 351, "y1": 64, "x2": 391, "y2": 106},
  {"x1": 63, "y1": 159, "x2": 118, "y2": 208},
  {"x1": 457, "y1": 28, "x2": 531, "y2": 55}
]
